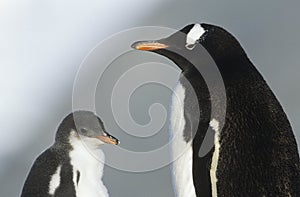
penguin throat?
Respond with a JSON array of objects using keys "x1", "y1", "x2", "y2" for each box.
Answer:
[{"x1": 68, "y1": 132, "x2": 109, "y2": 197}]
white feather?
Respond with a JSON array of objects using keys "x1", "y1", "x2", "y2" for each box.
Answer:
[
  {"x1": 69, "y1": 131, "x2": 109, "y2": 197},
  {"x1": 210, "y1": 119, "x2": 220, "y2": 197},
  {"x1": 170, "y1": 83, "x2": 197, "y2": 197},
  {"x1": 48, "y1": 165, "x2": 61, "y2": 195}
]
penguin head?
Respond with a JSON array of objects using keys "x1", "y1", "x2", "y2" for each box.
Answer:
[
  {"x1": 132, "y1": 23, "x2": 248, "y2": 72},
  {"x1": 55, "y1": 111, "x2": 119, "y2": 148}
]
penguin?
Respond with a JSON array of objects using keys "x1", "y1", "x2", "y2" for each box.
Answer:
[
  {"x1": 21, "y1": 110, "x2": 119, "y2": 197},
  {"x1": 132, "y1": 24, "x2": 300, "y2": 196}
]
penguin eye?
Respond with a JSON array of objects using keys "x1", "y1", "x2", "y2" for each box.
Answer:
[
  {"x1": 185, "y1": 39, "x2": 199, "y2": 50},
  {"x1": 80, "y1": 128, "x2": 88, "y2": 135},
  {"x1": 185, "y1": 40, "x2": 199, "y2": 50}
]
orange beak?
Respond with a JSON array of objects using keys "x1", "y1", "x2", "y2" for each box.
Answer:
[
  {"x1": 131, "y1": 41, "x2": 168, "y2": 51},
  {"x1": 96, "y1": 135, "x2": 119, "y2": 145}
]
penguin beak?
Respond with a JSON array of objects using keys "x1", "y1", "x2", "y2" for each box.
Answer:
[
  {"x1": 96, "y1": 134, "x2": 119, "y2": 145},
  {"x1": 131, "y1": 41, "x2": 168, "y2": 51}
]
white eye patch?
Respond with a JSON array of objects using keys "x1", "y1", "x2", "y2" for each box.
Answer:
[{"x1": 186, "y1": 24, "x2": 206, "y2": 50}]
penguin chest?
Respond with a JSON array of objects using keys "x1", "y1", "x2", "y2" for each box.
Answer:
[
  {"x1": 170, "y1": 83, "x2": 197, "y2": 197},
  {"x1": 69, "y1": 140, "x2": 109, "y2": 197}
]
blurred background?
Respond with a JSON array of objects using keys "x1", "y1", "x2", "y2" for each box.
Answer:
[{"x1": 1, "y1": 0, "x2": 300, "y2": 196}]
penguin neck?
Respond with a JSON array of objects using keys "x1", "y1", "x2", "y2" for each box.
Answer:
[
  {"x1": 68, "y1": 132, "x2": 105, "y2": 171},
  {"x1": 214, "y1": 53, "x2": 261, "y2": 84},
  {"x1": 216, "y1": 57, "x2": 268, "y2": 108},
  {"x1": 68, "y1": 131, "x2": 109, "y2": 197},
  {"x1": 180, "y1": 66, "x2": 212, "y2": 138}
]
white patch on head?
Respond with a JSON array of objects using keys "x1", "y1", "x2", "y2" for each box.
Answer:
[
  {"x1": 170, "y1": 82, "x2": 197, "y2": 197},
  {"x1": 209, "y1": 118, "x2": 220, "y2": 197},
  {"x1": 69, "y1": 130, "x2": 109, "y2": 197},
  {"x1": 48, "y1": 165, "x2": 61, "y2": 195},
  {"x1": 186, "y1": 24, "x2": 206, "y2": 50}
]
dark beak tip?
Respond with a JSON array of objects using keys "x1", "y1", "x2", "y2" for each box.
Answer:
[
  {"x1": 131, "y1": 42, "x2": 138, "y2": 49},
  {"x1": 131, "y1": 41, "x2": 144, "y2": 49}
]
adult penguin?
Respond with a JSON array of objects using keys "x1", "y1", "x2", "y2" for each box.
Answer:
[{"x1": 132, "y1": 23, "x2": 300, "y2": 196}]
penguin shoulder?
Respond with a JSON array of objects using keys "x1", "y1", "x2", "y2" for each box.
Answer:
[{"x1": 21, "y1": 147, "x2": 61, "y2": 197}]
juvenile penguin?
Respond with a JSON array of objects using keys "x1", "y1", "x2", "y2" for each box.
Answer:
[
  {"x1": 21, "y1": 110, "x2": 119, "y2": 197},
  {"x1": 132, "y1": 24, "x2": 300, "y2": 196}
]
